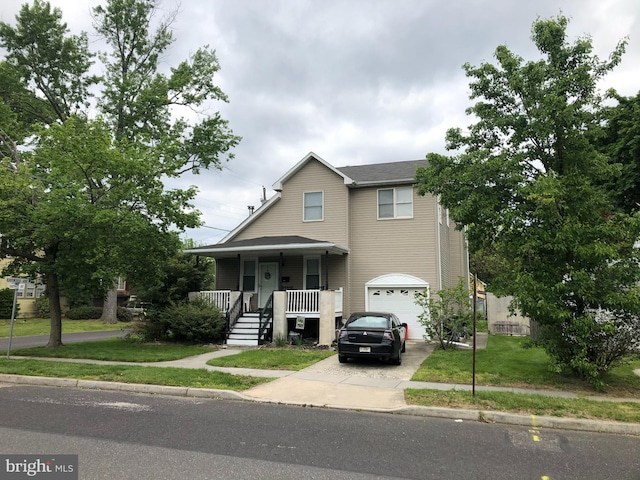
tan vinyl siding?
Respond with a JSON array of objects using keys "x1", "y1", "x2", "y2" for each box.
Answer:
[
  {"x1": 347, "y1": 187, "x2": 439, "y2": 313},
  {"x1": 233, "y1": 160, "x2": 349, "y2": 246},
  {"x1": 439, "y1": 207, "x2": 451, "y2": 289},
  {"x1": 448, "y1": 222, "x2": 469, "y2": 289}
]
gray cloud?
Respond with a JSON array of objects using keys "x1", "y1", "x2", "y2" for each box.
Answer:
[{"x1": 1, "y1": 0, "x2": 638, "y2": 243}]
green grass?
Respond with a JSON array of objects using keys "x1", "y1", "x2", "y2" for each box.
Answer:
[
  {"x1": 0, "y1": 318, "x2": 128, "y2": 337},
  {"x1": 207, "y1": 348, "x2": 336, "y2": 371},
  {"x1": 9, "y1": 338, "x2": 214, "y2": 362},
  {"x1": 0, "y1": 358, "x2": 269, "y2": 390},
  {"x1": 411, "y1": 335, "x2": 640, "y2": 397},
  {"x1": 405, "y1": 389, "x2": 640, "y2": 424}
]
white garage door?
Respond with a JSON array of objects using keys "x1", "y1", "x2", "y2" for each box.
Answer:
[{"x1": 366, "y1": 274, "x2": 429, "y2": 340}]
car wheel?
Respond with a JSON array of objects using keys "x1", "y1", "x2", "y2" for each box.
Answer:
[
  {"x1": 338, "y1": 355, "x2": 348, "y2": 364},
  {"x1": 392, "y1": 353, "x2": 402, "y2": 365},
  {"x1": 401, "y1": 341, "x2": 406, "y2": 353}
]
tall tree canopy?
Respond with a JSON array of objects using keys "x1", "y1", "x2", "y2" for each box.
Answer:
[
  {"x1": 0, "y1": 0, "x2": 240, "y2": 345},
  {"x1": 415, "y1": 16, "x2": 640, "y2": 385}
]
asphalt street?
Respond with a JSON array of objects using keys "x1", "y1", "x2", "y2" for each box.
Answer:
[
  {"x1": 0, "y1": 385, "x2": 638, "y2": 480},
  {"x1": 0, "y1": 329, "x2": 128, "y2": 350}
]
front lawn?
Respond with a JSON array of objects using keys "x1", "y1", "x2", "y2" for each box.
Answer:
[
  {"x1": 0, "y1": 358, "x2": 269, "y2": 390},
  {"x1": 411, "y1": 335, "x2": 640, "y2": 397},
  {"x1": 207, "y1": 348, "x2": 336, "y2": 371},
  {"x1": 0, "y1": 318, "x2": 128, "y2": 337},
  {"x1": 9, "y1": 338, "x2": 213, "y2": 362}
]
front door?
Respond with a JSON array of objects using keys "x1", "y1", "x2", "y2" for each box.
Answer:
[{"x1": 258, "y1": 262, "x2": 278, "y2": 308}]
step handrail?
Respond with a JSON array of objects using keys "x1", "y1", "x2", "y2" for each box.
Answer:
[
  {"x1": 258, "y1": 293, "x2": 273, "y2": 345},
  {"x1": 225, "y1": 293, "x2": 243, "y2": 344}
]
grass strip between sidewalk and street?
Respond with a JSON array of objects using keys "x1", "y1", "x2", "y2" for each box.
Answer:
[
  {"x1": 8, "y1": 338, "x2": 214, "y2": 362},
  {"x1": 206, "y1": 348, "x2": 336, "y2": 371},
  {"x1": 405, "y1": 389, "x2": 640, "y2": 424},
  {"x1": 0, "y1": 318, "x2": 129, "y2": 338},
  {"x1": 0, "y1": 358, "x2": 271, "y2": 391}
]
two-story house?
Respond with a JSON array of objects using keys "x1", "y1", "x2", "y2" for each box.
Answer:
[{"x1": 186, "y1": 152, "x2": 469, "y2": 345}]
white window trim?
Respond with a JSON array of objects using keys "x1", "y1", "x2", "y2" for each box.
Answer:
[
  {"x1": 240, "y1": 258, "x2": 257, "y2": 292},
  {"x1": 377, "y1": 187, "x2": 414, "y2": 220},
  {"x1": 303, "y1": 191, "x2": 324, "y2": 222},
  {"x1": 303, "y1": 255, "x2": 321, "y2": 290}
]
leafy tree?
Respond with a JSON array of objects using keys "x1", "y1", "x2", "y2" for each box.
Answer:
[
  {"x1": 415, "y1": 277, "x2": 472, "y2": 350},
  {"x1": 135, "y1": 240, "x2": 216, "y2": 308},
  {"x1": 597, "y1": 91, "x2": 640, "y2": 214},
  {"x1": 415, "y1": 16, "x2": 640, "y2": 386},
  {"x1": 92, "y1": 0, "x2": 240, "y2": 322},
  {"x1": 0, "y1": 0, "x2": 239, "y2": 345}
]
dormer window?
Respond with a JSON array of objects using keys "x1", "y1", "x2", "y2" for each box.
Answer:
[
  {"x1": 378, "y1": 187, "x2": 413, "y2": 219},
  {"x1": 304, "y1": 191, "x2": 323, "y2": 221}
]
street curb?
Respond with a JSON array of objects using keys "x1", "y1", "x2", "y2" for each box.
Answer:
[
  {"x1": 393, "y1": 405, "x2": 640, "y2": 436},
  {"x1": 1, "y1": 374, "x2": 638, "y2": 436}
]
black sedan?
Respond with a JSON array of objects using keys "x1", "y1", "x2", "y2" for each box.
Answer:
[{"x1": 337, "y1": 312, "x2": 406, "y2": 365}]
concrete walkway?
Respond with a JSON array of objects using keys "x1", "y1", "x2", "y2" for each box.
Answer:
[{"x1": 2, "y1": 333, "x2": 640, "y2": 436}]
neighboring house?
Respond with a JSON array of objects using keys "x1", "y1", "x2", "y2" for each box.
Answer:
[
  {"x1": 0, "y1": 258, "x2": 45, "y2": 318},
  {"x1": 186, "y1": 152, "x2": 469, "y2": 345}
]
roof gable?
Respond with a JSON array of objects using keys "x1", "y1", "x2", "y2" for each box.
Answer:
[{"x1": 272, "y1": 152, "x2": 353, "y2": 191}]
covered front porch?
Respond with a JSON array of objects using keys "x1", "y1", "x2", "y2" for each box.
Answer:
[
  {"x1": 185, "y1": 236, "x2": 349, "y2": 345},
  {"x1": 194, "y1": 289, "x2": 343, "y2": 345}
]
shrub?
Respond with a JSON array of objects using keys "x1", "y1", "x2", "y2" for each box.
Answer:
[
  {"x1": 0, "y1": 288, "x2": 19, "y2": 319},
  {"x1": 134, "y1": 299, "x2": 225, "y2": 344},
  {"x1": 415, "y1": 277, "x2": 473, "y2": 350},
  {"x1": 117, "y1": 307, "x2": 133, "y2": 323},
  {"x1": 65, "y1": 306, "x2": 103, "y2": 320},
  {"x1": 35, "y1": 294, "x2": 50, "y2": 318}
]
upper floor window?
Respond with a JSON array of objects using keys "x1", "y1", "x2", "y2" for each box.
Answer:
[
  {"x1": 304, "y1": 191, "x2": 323, "y2": 221},
  {"x1": 378, "y1": 187, "x2": 413, "y2": 219}
]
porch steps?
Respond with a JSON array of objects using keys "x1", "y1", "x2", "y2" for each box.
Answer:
[{"x1": 227, "y1": 313, "x2": 271, "y2": 346}]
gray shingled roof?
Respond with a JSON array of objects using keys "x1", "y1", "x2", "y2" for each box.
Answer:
[
  {"x1": 188, "y1": 235, "x2": 333, "y2": 251},
  {"x1": 184, "y1": 235, "x2": 349, "y2": 257},
  {"x1": 337, "y1": 159, "x2": 427, "y2": 186}
]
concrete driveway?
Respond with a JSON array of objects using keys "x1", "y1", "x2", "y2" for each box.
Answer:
[
  {"x1": 243, "y1": 341, "x2": 436, "y2": 409},
  {"x1": 302, "y1": 340, "x2": 436, "y2": 381}
]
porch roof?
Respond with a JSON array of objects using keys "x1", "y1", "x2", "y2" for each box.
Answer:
[{"x1": 184, "y1": 235, "x2": 349, "y2": 259}]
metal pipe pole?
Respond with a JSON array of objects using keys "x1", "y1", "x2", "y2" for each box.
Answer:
[
  {"x1": 472, "y1": 274, "x2": 477, "y2": 397},
  {"x1": 7, "y1": 287, "x2": 18, "y2": 359}
]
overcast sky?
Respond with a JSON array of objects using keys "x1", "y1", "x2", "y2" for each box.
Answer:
[{"x1": 2, "y1": 0, "x2": 639, "y2": 245}]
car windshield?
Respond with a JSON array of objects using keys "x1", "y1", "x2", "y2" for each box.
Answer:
[{"x1": 347, "y1": 315, "x2": 389, "y2": 329}]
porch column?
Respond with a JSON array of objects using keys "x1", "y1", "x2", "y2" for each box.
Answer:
[
  {"x1": 272, "y1": 291, "x2": 287, "y2": 341},
  {"x1": 318, "y1": 289, "x2": 335, "y2": 346}
]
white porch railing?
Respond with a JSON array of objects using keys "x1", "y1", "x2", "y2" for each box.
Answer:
[
  {"x1": 286, "y1": 290, "x2": 318, "y2": 314},
  {"x1": 197, "y1": 290, "x2": 231, "y2": 312},
  {"x1": 286, "y1": 288, "x2": 343, "y2": 315},
  {"x1": 334, "y1": 287, "x2": 343, "y2": 315}
]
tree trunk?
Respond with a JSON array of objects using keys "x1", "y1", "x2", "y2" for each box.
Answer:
[
  {"x1": 46, "y1": 272, "x2": 63, "y2": 348},
  {"x1": 101, "y1": 285, "x2": 119, "y2": 324}
]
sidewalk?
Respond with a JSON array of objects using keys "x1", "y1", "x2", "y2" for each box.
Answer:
[{"x1": 2, "y1": 333, "x2": 639, "y2": 436}]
